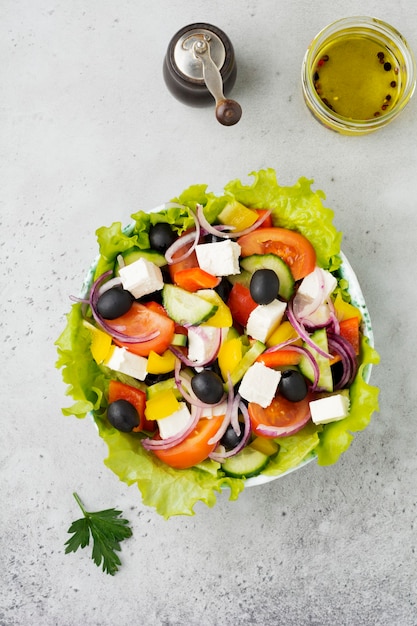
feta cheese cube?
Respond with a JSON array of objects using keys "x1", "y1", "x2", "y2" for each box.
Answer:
[
  {"x1": 119, "y1": 257, "x2": 163, "y2": 299},
  {"x1": 104, "y1": 346, "x2": 148, "y2": 380},
  {"x1": 297, "y1": 268, "x2": 337, "y2": 302},
  {"x1": 195, "y1": 240, "x2": 241, "y2": 276},
  {"x1": 157, "y1": 402, "x2": 193, "y2": 439},
  {"x1": 309, "y1": 393, "x2": 350, "y2": 425},
  {"x1": 187, "y1": 326, "x2": 220, "y2": 363},
  {"x1": 246, "y1": 299, "x2": 287, "y2": 343},
  {"x1": 238, "y1": 362, "x2": 281, "y2": 408}
]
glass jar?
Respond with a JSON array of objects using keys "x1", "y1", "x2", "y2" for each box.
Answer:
[{"x1": 301, "y1": 16, "x2": 416, "y2": 135}]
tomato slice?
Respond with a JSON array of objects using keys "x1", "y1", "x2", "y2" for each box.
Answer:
[
  {"x1": 227, "y1": 283, "x2": 258, "y2": 327},
  {"x1": 106, "y1": 301, "x2": 175, "y2": 356},
  {"x1": 108, "y1": 380, "x2": 155, "y2": 433},
  {"x1": 152, "y1": 415, "x2": 225, "y2": 469},
  {"x1": 237, "y1": 227, "x2": 316, "y2": 280},
  {"x1": 253, "y1": 209, "x2": 273, "y2": 228},
  {"x1": 248, "y1": 393, "x2": 314, "y2": 438}
]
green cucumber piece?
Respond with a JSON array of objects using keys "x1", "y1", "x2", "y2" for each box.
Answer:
[
  {"x1": 221, "y1": 446, "x2": 270, "y2": 479},
  {"x1": 162, "y1": 284, "x2": 217, "y2": 325},
  {"x1": 115, "y1": 248, "x2": 167, "y2": 275},
  {"x1": 172, "y1": 333, "x2": 187, "y2": 347},
  {"x1": 240, "y1": 253, "x2": 295, "y2": 300},
  {"x1": 146, "y1": 378, "x2": 182, "y2": 400},
  {"x1": 228, "y1": 340, "x2": 266, "y2": 387},
  {"x1": 299, "y1": 328, "x2": 333, "y2": 392}
]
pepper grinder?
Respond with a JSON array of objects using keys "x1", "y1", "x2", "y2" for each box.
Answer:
[{"x1": 163, "y1": 23, "x2": 242, "y2": 126}]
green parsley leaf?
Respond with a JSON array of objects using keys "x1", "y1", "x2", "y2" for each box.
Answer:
[{"x1": 65, "y1": 492, "x2": 132, "y2": 575}]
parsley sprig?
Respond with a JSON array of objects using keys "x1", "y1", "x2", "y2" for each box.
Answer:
[{"x1": 65, "y1": 492, "x2": 132, "y2": 575}]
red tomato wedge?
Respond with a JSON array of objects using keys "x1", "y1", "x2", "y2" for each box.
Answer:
[
  {"x1": 248, "y1": 393, "x2": 314, "y2": 438},
  {"x1": 173, "y1": 267, "x2": 220, "y2": 292},
  {"x1": 106, "y1": 301, "x2": 175, "y2": 357},
  {"x1": 227, "y1": 283, "x2": 258, "y2": 327},
  {"x1": 253, "y1": 209, "x2": 273, "y2": 228},
  {"x1": 152, "y1": 415, "x2": 225, "y2": 469},
  {"x1": 108, "y1": 380, "x2": 155, "y2": 433},
  {"x1": 237, "y1": 227, "x2": 316, "y2": 280}
]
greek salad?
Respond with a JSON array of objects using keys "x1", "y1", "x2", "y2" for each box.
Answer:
[{"x1": 56, "y1": 169, "x2": 380, "y2": 518}]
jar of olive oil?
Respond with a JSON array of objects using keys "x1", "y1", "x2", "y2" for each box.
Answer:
[{"x1": 302, "y1": 17, "x2": 416, "y2": 135}]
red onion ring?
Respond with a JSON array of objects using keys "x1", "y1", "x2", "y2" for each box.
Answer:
[
  {"x1": 287, "y1": 299, "x2": 333, "y2": 359},
  {"x1": 89, "y1": 270, "x2": 160, "y2": 344},
  {"x1": 207, "y1": 381, "x2": 237, "y2": 445},
  {"x1": 165, "y1": 210, "x2": 201, "y2": 264},
  {"x1": 141, "y1": 405, "x2": 202, "y2": 451},
  {"x1": 169, "y1": 326, "x2": 222, "y2": 368},
  {"x1": 196, "y1": 203, "x2": 272, "y2": 239},
  {"x1": 209, "y1": 400, "x2": 252, "y2": 462},
  {"x1": 327, "y1": 333, "x2": 358, "y2": 389}
]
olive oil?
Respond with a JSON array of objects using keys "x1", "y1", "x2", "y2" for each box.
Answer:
[{"x1": 312, "y1": 33, "x2": 402, "y2": 120}]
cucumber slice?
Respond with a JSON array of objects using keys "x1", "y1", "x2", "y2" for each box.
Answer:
[
  {"x1": 299, "y1": 328, "x2": 333, "y2": 392},
  {"x1": 228, "y1": 340, "x2": 266, "y2": 387},
  {"x1": 172, "y1": 333, "x2": 187, "y2": 347},
  {"x1": 162, "y1": 284, "x2": 217, "y2": 325},
  {"x1": 115, "y1": 248, "x2": 167, "y2": 275},
  {"x1": 221, "y1": 446, "x2": 270, "y2": 478},
  {"x1": 146, "y1": 377, "x2": 182, "y2": 400},
  {"x1": 240, "y1": 253, "x2": 295, "y2": 300}
]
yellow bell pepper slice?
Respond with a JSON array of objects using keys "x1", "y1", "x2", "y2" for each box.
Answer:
[
  {"x1": 266, "y1": 320, "x2": 301, "y2": 348},
  {"x1": 218, "y1": 337, "x2": 243, "y2": 382},
  {"x1": 198, "y1": 289, "x2": 233, "y2": 328},
  {"x1": 333, "y1": 293, "x2": 362, "y2": 322},
  {"x1": 145, "y1": 388, "x2": 179, "y2": 421},
  {"x1": 83, "y1": 320, "x2": 113, "y2": 364},
  {"x1": 146, "y1": 349, "x2": 176, "y2": 375},
  {"x1": 217, "y1": 200, "x2": 259, "y2": 231}
]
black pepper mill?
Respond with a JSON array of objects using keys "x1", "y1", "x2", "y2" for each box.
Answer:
[{"x1": 163, "y1": 23, "x2": 242, "y2": 126}]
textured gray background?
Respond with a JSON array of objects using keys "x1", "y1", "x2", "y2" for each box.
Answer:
[{"x1": 2, "y1": 1, "x2": 417, "y2": 625}]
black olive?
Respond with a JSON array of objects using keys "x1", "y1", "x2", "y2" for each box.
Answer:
[
  {"x1": 191, "y1": 370, "x2": 224, "y2": 404},
  {"x1": 250, "y1": 269, "x2": 280, "y2": 305},
  {"x1": 96, "y1": 287, "x2": 134, "y2": 320},
  {"x1": 220, "y1": 423, "x2": 245, "y2": 450},
  {"x1": 215, "y1": 277, "x2": 232, "y2": 303},
  {"x1": 107, "y1": 399, "x2": 139, "y2": 432},
  {"x1": 149, "y1": 222, "x2": 177, "y2": 253},
  {"x1": 278, "y1": 369, "x2": 308, "y2": 402}
]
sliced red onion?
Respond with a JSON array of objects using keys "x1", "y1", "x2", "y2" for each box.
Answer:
[
  {"x1": 209, "y1": 400, "x2": 252, "y2": 462},
  {"x1": 165, "y1": 210, "x2": 201, "y2": 264},
  {"x1": 196, "y1": 204, "x2": 272, "y2": 239},
  {"x1": 89, "y1": 270, "x2": 160, "y2": 344},
  {"x1": 97, "y1": 276, "x2": 123, "y2": 296},
  {"x1": 287, "y1": 299, "x2": 332, "y2": 359},
  {"x1": 327, "y1": 333, "x2": 358, "y2": 389},
  {"x1": 207, "y1": 382, "x2": 237, "y2": 445},
  {"x1": 254, "y1": 398, "x2": 312, "y2": 438},
  {"x1": 141, "y1": 405, "x2": 202, "y2": 451}
]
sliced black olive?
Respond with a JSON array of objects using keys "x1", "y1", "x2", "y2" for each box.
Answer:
[
  {"x1": 149, "y1": 222, "x2": 177, "y2": 253},
  {"x1": 220, "y1": 423, "x2": 245, "y2": 450},
  {"x1": 191, "y1": 370, "x2": 224, "y2": 404}
]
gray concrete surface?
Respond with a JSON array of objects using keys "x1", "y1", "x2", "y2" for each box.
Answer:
[{"x1": 2, "y1": 1, "x2": 417, "y2": 624}]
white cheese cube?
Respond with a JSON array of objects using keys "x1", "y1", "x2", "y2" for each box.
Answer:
[
  {"x1": 187, "y1": 326, "x2": 220, "y2": 363},
  {"x1": 246, "y1": 299, "x2": 287, "y2": 343},
  {"x1": 104, "y1": 346, "x2": 148, "y2": 381},
  {"x1": 297, "y1": 268, "x2": 337, "y2": 302},
  {"x1": 238, "y1": 362, "x2": 281, "y2": 408},
  {"x1": 200, "y1": 399, "x2": 228, "y2": 418},
  {"x1": 309, "y1": 393, "x2": 350, "y2": 425},
  {"x1": 157, "y1": 402, "x2": 193, "y2": 439},
  {"x1": 119, "y1": 257, "x2": 163, "y2": 299},
  {"x1": 195, "y1": 240, "x2": 241, "y2": 276}
]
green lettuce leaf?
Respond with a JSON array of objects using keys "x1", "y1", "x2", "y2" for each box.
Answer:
[{"x1": 55, "y1": 168, "x2": 380, "y2": 518}]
